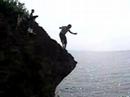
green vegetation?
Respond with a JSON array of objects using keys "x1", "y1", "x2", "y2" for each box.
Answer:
[
  {"x1": 0, "y1": 0, "x2": 29, "y2": 17},
  {"x1": 0, "y1": 0, "x2": 29, "y2": 31}
]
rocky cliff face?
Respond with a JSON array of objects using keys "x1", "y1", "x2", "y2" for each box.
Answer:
[{"x1": 0, "y1": 12, "x2": 77, "y2": 97}]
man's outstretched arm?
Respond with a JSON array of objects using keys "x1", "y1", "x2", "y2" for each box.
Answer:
[{"x1": 69, "y1": 30, "x2": 77, "y2": 35}]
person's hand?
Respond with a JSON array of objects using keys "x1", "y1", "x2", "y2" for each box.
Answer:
[{"x1": 74, "y1": 33, "x2": 77, "y2": 35}]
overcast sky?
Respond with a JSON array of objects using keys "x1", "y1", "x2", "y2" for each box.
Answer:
[{"x1": 20, "y1": 0, "x2": 130, "y2": 51}]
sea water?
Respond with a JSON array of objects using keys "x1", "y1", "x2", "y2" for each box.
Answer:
[{"x1": 56, "y1": 51, "x2": 130, "y2": 97}]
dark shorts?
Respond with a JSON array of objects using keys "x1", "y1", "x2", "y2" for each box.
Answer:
[{"x1": 59, "y1": 33, "x2": 67, "y2": 44}]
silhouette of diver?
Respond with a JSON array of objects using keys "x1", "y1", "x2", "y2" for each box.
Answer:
[
  {"x1": 29, "y1": 9, "x2": 38, "y2": 21},
  {"x1": 59, "y1": 24, "x2": 77, "y2": 49},
  {"x1": 27, "y1": 9, "x2": 38, "y2": 34}
]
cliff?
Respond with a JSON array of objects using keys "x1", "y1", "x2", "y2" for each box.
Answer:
[{"x1": 0, "y1": 1, "x2": 77, "y2": 97}]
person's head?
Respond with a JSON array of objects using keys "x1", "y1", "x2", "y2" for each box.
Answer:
[
  {"x1": 67, "y1": 24, "x2": 72, "y2": 28},
  {"x1": 31, "y1": 9, "x2": 34, "y2": 13}
]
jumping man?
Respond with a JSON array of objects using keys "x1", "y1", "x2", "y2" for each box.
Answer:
[{"x1": 59, "y1": 24, "x2": 77, "y2": 49}]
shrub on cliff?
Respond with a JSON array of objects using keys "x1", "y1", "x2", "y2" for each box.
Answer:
[
  {"x1": 0, "y1": 0, "x2": 28, "y2": 16},
  {"x1": 0, "y1": 0, "x2": 29, "y2": 30}
]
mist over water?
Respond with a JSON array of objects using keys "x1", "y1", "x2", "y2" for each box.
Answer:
[{"x1": 56, "y1": 51, "x2": 130, "y2": 97}]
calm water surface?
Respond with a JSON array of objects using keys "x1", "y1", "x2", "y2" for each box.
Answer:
[{"x1": 56, "y1": 51, "x2": 130, "y2": 97}]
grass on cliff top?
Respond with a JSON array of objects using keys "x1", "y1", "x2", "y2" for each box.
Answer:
[{"x1": 0, "y1": 0, "x2": 29, "y2": 16}]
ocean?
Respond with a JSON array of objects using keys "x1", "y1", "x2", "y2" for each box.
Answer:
[{"x1": 56, "y1": 51, "x2": 130, "y2": 97}]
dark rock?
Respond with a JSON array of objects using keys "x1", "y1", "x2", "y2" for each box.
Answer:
[{"x1": 0, "y1": 9, "x2": 77, "y2": 97}]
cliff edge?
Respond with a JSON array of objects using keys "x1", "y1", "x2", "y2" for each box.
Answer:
[{"x1": 0, "y1": 0, "x2": 77, "y2": 97}]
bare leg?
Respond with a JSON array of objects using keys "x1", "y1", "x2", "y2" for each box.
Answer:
[
  {"x1": 62, "y1": 44, "x2": 65, "y2": 49},
  {"x1": 59, "y1": 33, "x2": 67, "y2": 49}
]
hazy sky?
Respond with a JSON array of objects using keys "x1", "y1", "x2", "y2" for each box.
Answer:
[{"x1": 20, "y1": 0, "x2": 130, "y2": 51}]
